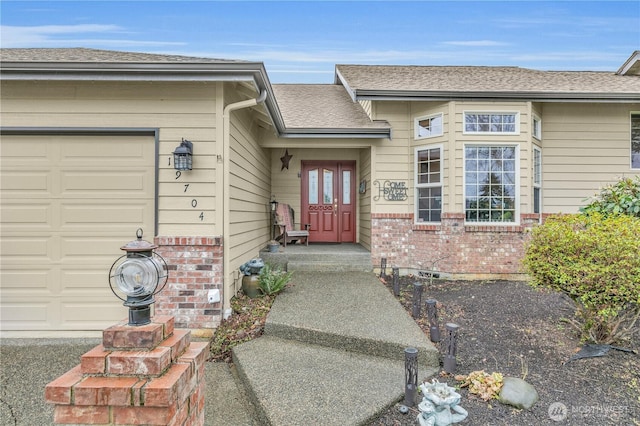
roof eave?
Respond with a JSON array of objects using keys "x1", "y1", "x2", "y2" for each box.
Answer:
[
  {"x1": 280, "y1": 127, "x2": 391, "y2": 139},
  {"x1": 1, "y1": 60, "x2": 289, "y2": 136},
  {"x1": 352, "y1": 89, "x2": 640, "y2": 103}
]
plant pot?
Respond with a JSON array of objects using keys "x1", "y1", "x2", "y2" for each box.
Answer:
[
  {"x1": 241, "y1": 274, "x2": 262, "y2": 298},
  {"x1": 268, "y1": 243, "x2": 280, "y2": 253}
]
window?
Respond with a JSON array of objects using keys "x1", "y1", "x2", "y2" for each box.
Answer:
[
  {"x1": 632, "y1": 114, "x2": 640, "y2": 169},
  {"x1": 465, "y1": 145, "x2": 518, "y2": 223},
  {"x1": 533, "y1": 146, "x2": 542, "y2": 214},
  {"x1": 415, "y1": 113, "x2": 443, "y2": 139},
  {"x1": 415, "y1": 145, "x2": 442, "y2": 222},
  {"x1": 532, "y1": 115, "x2": 542, "y2": 140},
  {"x1": 464, "y1": 112, "x2": 518, "y2": 134}
]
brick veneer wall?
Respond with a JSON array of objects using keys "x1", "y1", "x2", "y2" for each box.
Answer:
[
  {"x1": 372, "y1": 213, "x2": 544, "y2": 278},
  {"x1": 154, "y1": 237, "x2": 223, "y2": 330},
  {"x1": 45, "y1": 316, "x2": 208, "y2": 425}
]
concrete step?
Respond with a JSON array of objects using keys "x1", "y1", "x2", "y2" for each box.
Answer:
[
  {"x1": 286, "y1": 259, "x2": 372, "y2": 272},
  {"x1": 233, "y1": 336, "x2": 436, "y2": 426},
  {"x1": 259, "y1": 243, "x2": 373, "y2": 273}
]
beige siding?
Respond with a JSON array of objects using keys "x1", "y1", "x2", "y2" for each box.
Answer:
[
  {"x1": 372, "y1": 101, "x2": 412, "y2": 214},
  {"x1": 541, "y1": 103, "x2": 640, "y2": 213},
  {"x1": 1, "y1": 80, "x2": 221, "y2": 237},
  {"x1": 226, "y1": 88, "x2": 272, "y2": 289},
  {"x1": 359, "y1": 99, "x2": 373, "y2": 119},
  {"x1": 359, "y1": 147, "x2": 372, "y2": 249}
]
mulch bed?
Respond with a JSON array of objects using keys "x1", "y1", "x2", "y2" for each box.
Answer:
[{"x1": 371, "y1": 276, "x2": 639, "y2": 426}]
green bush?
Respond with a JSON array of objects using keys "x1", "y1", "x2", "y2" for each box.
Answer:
[
  {"x1": 523, "y1": 213, "x2": 640, "y2": 344},
  {"x1": 258, "y1": 263, "x2": 293, "y2": 296},
  {"x1": 581, "y1": 176, "x2": 640, "y2": 218}
]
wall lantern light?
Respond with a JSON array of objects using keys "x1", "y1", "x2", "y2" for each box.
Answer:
[
  {"x1": 108, "y1": 229, "x2": 168, "y2": 326},
  {"x1": 173, "y1": 138, "x2": 193, "y2": 171},
  {"x1": 270, "y1": 197, "x2": 278, "y2": 212}
]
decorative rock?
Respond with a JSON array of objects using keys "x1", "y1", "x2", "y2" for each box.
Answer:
[
  {"x1": 498, "y1": 377, "x2": 539, "y2": 409},
  {"x1": 397, "y1": 404, "x2": 409, "y2": 414}
]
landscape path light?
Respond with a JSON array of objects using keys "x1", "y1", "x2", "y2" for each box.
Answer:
[
  {"x1": 108, "y1": 228, "x2": 168, "y2": 326},
  {"x1": 404, "y1": 347, "x2": 418, "y2": 407},
  {"x1": 444, "y1": 323, "x2": 460, "y2": 374},
  {"x1": 425, "y1": 299, "x2": 441, "y2": 342},
  {"x1": 392, "y1": 267, "x2": 400, "y2": 296},
  {"x1": 412, "y1": 281, "x2": 424, "y2": 319}
]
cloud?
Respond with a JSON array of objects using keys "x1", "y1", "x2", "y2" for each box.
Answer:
[{"x1": 0, "y1": 24, "x2": 185, "y2": 48}]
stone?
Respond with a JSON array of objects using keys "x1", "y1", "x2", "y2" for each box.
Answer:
[{"x1": 498, "y1": 377, "x2": 539, "y2": 409}]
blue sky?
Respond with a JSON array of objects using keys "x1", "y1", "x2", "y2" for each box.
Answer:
[{"x1": 1, "y1": 1, "x2": 639, "y2": 83}]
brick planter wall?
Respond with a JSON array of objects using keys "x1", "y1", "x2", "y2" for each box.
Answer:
[
  {"x1": 154, "y1": 237, "x2": 223, "y2": 330},
  {"x1": 372, "y1": 213, "x2": 544, "y2": 279},
  {"x1": 45, "y1": 316, "x2": 208, "y2": 425}
]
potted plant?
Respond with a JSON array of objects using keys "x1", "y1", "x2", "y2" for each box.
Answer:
[{"x1": 267, "y1": 240, "x2": 280, "y2": 253}]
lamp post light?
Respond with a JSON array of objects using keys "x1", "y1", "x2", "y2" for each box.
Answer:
[
  {"x1": 108, "y1": 229, "x2": 168, "y2": 326},
  {"x1": 444, "y1": 323, "x2": 460, "y2": 374},
  {"x1": 172, "y1": 138, "x2": 193, "y2": 171},
  {"x1": 425, "y1": 299, "x2": 441, "y2": 342},
  {"x1": 412, "y1": 281, "x2": 424, "y2": 319}
]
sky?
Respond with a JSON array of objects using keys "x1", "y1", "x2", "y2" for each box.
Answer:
[{"x1": 1, "y1": 1, "x2": 639, "y2": 83}]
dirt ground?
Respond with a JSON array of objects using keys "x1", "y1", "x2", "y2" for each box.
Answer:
[{"x1": 371, "y1": 276, "x2": 640, "y2": 426}]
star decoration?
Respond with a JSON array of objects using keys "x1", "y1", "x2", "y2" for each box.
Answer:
[{"x1": 280, "y1": 149, "x2": 292, "y2": 171}]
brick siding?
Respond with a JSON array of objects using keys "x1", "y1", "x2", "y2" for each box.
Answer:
[
  {"x1": 372, "y1": 213, "x2": 546, "y2": 278},
  {"x1": 154, "y1": 237, "x2": 223, "y2": 330}
]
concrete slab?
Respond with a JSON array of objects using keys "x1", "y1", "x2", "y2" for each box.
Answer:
[{"x1": 233, "y1": 336, "x2": 407, "y2": 426}]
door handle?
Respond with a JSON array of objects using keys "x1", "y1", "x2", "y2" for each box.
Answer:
[{"x1": 334, "y1": 199, "x2": 338, "y2": 216}]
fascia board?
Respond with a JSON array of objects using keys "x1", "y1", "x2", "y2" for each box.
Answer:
[
  {"x1": 334, "y1": 68, "x2": 357, "y2": 102},
  {"x1": 353, "y1": 89, "x2": 640, "y2": 103},
  {"x1": 280, "y1": 127, "x2": 391, "y2": 139}
]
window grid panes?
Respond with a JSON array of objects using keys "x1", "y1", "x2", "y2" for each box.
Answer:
[
  {"x1": 632, "y1": 114, "x2": 640, "y2": 169},
  {"x1": 416, "y1": 146, "x2": 442, "y2": 222},
  {"x1": 533, "y1": 147, "x2": 542, "y2": 214},
  {"x1": 532, "y1": 116, "x2": 542, "y2": 140},
  {"x1": 464, "y1": 113, "x2": 517, "y2": 134},
  {"x1": 465, "y1": 146, "x2": 517, "y2": 222},
  {"x1": 416, "y1": 113, "x2": 443, "y2": 139}
]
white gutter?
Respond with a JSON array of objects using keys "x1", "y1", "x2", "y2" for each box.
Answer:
[{"x1": 221, "y1": 89, "x2": 267, "y2": 318}]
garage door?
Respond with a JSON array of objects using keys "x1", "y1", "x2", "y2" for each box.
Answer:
[{"x1": 1, "y1": 133, "x2": 156, "y2": 333}]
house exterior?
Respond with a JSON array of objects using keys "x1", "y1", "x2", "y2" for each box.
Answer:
[{"x1": 1, "y1": 48, "x2": 638, "y2": 336}]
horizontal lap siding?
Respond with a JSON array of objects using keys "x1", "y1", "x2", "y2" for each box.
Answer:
[
  {"x1": 373, "y1": 102, "x2": 411, "y2": 214},
  {"x1": 228, "y1": 99, "x2": 271, "y2": 278},
  {"x1": 542, "y1": 103, "x2": 640, "y2": 213}
]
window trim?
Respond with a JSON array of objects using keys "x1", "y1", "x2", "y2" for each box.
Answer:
[
  {"x1": 631, "y1": 112, "x2": 640, "y2": 170},
  {"x1": 463, "y1": 111, "x2": 520, "y2": 135},
  {"x1": 414, "y1": 143, "x2": 443, "y2": 224},
  {"x1": 414, "y1": 112, "x2": 444, "y2": 140},
  {"x1": 463, "y1": 143, "x2": 520, "y2": 225},
  {"x1": 532, "y1": 115, "x2": 542, "y2": 140}
]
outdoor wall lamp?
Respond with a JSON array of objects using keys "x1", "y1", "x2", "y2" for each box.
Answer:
[
  {"x1": 270, "y1": 197, "x2": 278, "y2": 212},
  {"x1": 108, "y1": 228, "x2": 168, "y2": 326},
  {"x1": 173, "y1": 138, "x2": 193, "y2": 171}
]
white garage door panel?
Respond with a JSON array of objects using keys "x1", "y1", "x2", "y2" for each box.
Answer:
[
  {"x1": 61, "y1": 203, "x2": 148, "y2": 227},
  {"x1": 1, "y1": 202, "x2": 52, "y2": 228},
  {"x1": 0, "y1": 134, "x2": 155, "y2": 333},
  {"x1": 61, "y1": 171, "x2": 150, "y2": 195}
]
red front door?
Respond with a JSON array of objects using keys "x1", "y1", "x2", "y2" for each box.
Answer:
[{"x1": 301, "y1": 161, "x2": 356, "y2": 243}]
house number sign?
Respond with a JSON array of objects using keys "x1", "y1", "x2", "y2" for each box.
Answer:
[
  {"x1": 170, "y1": 158, "x2": 204, "y2": 221},
  {"x1": 373, "y1": 180, "x2": 408, "y2": 201}
]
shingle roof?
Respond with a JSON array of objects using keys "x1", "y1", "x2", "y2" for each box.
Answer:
[
  {"x1": 0, "y1": 47, "x2": 243, "y2": 63},
  {"x1": 272, "y1": 84, "x2": 389, "y2": 131},
  {"x1": 336, "y1": 65, "x2": 640, "y2": 100}
]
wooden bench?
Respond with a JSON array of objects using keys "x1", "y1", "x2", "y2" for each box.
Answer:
[{"x1": 274, "y1": 203, "x2": 310, "y2": 247}]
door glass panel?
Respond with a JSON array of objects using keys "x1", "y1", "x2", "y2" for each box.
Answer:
[
  {"x1": 343, "y1": 170, "x2": 351, "y2": 205},
  {"x1": 323, "y1": 169, "x2": 333, "y2": 204},
  {"x1": 308, "y1": 169, "x2": 318, "y2": 204}
]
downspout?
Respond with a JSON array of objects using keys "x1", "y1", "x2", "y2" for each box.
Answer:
[{"x1": 221, "y1": 89, "x2": 267, "y2": 319}]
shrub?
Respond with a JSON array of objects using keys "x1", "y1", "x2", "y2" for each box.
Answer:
[
  {"x1": 523, "y1": 213, "x2": 640, "y2": 344},
  {"x1": 258, "y1": 263, "x2": 293, "y2": 296},
  {"x1": 581, "y1": 176, "x2": 640, "y2": 218}
]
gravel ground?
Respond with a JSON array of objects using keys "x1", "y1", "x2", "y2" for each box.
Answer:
[{"x1": 370, "y1": 276, "x2": 640, "y2": 426}]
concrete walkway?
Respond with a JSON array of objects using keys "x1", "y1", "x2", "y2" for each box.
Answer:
[{"x1": 0, "y1": 271, "x2": 439, "y2": 425}]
